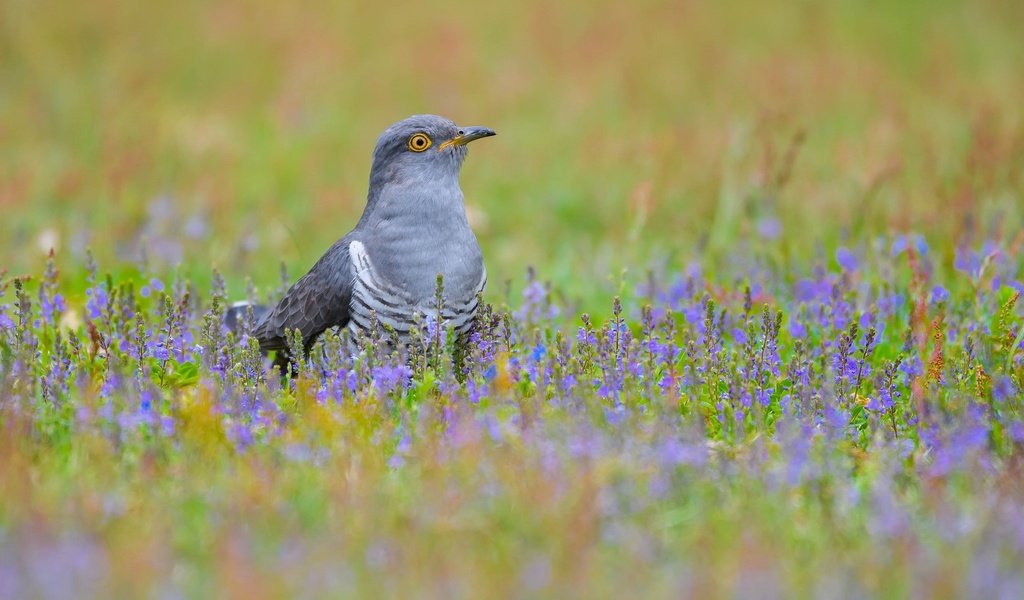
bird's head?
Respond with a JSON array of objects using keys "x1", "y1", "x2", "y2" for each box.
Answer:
[{"x1": 368, "y1": 114, "x2": 496, "y2": 188}]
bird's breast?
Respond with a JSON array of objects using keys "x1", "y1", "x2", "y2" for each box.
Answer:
[
  {"x1": 367, "y1": 217, "x2": 484, "y2": 300},
  {"x1": 347, "y1": 235, "x2": 485, "y2": 340}
]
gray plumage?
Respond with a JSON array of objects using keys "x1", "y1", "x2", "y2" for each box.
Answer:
[{"x1": 231, "y1": 115, "x2": 495, "y2": 352}]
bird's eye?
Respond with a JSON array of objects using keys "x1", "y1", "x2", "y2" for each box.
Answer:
[{"x1": 407, "y1": 133, "x2": 432, "y2": 152}]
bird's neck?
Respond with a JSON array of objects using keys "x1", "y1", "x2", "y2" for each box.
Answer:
[
  {"x1": 360, "y1": 173, "x2": 470, "y2": 232},
  {"x1": 357, "y1": 169, "x2": 483, "y2": 302}
]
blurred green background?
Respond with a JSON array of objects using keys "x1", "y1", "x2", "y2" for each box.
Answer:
[{"x1": 2, "y1": 0, "x2": 1022, "y2": 305}]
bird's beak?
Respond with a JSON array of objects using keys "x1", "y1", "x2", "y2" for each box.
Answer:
[{"x1": 438, "y1": 126, "x2": 496, "y2": 150}]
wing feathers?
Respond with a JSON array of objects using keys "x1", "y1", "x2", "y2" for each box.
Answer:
[{"x1": 253, "y1": 237, "x2": 353, "y2": 351}]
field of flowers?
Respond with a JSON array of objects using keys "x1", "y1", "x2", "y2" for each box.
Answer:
[
  {"x1": 2, "y1": 237, "x2": 1022, "y2": 597},
  {"x1": 3, "y1": 0, "x2": 1024, "y2": 597}
]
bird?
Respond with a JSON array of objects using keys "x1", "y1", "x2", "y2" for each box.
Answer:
[{"x1": 226, "y1": 114, "x2": 496, "y2": 355}]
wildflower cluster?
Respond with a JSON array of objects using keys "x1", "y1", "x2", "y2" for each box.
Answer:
[{"x1": 0, "y1": 236, "x2": 1022, "y2": 597}]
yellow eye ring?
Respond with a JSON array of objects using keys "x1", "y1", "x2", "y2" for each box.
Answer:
[{"x1": 407, "y1": 133, "x2": 432, "y2": 152}]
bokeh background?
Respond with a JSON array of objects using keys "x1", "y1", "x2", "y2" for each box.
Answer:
[{"x1": 2, "y1": 0, "x2": 1023, "y2": 303}]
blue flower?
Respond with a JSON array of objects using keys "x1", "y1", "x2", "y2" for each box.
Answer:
[
  {"x1": 85, "y1": 285, "x2": 109, "y2": 320},
  {"x1": 657, "y1": 437, "x2": 707, "y2": 468},
  {"x1": 39, "y1": 292, "x2": 65, "y2": 324},
  {"x1": 836, "y1": 247, "x2": 858, "y2": 272},
  {"x1": 930, "y1": 285, "x2": 950, "y2": 304},
  {"x1": 756, "y1": 217, "x2": 782, "y2": 240},
  {"x1": 914, "y1": 235, "x2": 929, "y2": 256},
  {"x1": 148, "y1": 341, "x2": 171, "y2": 362},
  {"x1": 900, "y1": 356, "x2": 923, "y2": 379},
  {"x1": 992, "y1": 377, "x2": 1017, "y2": 402},
  {"x1": 1009, "y1": 422, "x2": 1024, "y2": 444},
  {"x1": 794, "y1": 278, "x2": 828, "y2": 302},
  {"x1": 891, "y1": 235, "x2": 908, "y2": 256},
  {"x1": 954, "y1": 247, "x2": 983, "y2": 279},
  {"x1": 371, "y1": 364, "x2": 412, "y2": 393}
]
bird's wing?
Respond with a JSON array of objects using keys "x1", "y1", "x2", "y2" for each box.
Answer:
[{"x1": 253, "y1": 236, "x2": 353, "y2": 351}]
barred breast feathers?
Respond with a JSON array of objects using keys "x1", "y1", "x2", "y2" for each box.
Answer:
[{"x1": 348, "y1": 240, "x2": 485, "y2": 337}]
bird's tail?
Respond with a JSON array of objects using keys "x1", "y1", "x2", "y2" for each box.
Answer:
[{"x1": 224, "y1": 301, "x2": 269, "y2": 335}]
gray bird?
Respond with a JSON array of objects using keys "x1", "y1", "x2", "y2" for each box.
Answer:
[{"x1": 227, "y1": 114, "x2": 495, "y2": 353}]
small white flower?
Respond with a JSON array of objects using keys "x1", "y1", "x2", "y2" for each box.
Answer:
[{"x1": 36, "y1": 228, "x2": 60, "y2": 254}]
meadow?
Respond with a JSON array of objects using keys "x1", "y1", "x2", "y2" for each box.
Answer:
[{"x1": 2, "y1": 0, "x2": 1023, "y2": 597}]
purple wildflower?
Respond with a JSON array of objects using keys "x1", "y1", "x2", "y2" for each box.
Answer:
[
  {"x1": 371, "y1": 364, "x2": 412, "y2": 394},
  {"x1": 657, "y1": 437, "x2": 707, "y2": 468},
  {"x1": 931, "y1": 285, "x2": 950, "y2": 304},
  {"x1": 955, "y1": 247, "x2": 983, "y2": 279},
  {"x1": 891, "y1": 235, "x2": 908, "y2": 256},
  {"x1": 85, "y1": 284, "x2": 109, "y2": 320},
  {"x1": 756, "y1": 217, "x2": 782, "y2": 240},
  {"x1": 836, "y1": 247, "x2": 858, "y2": 272},
  {"x1": 992, "y1": 377, "x2": 1017, "y2": 402}
]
